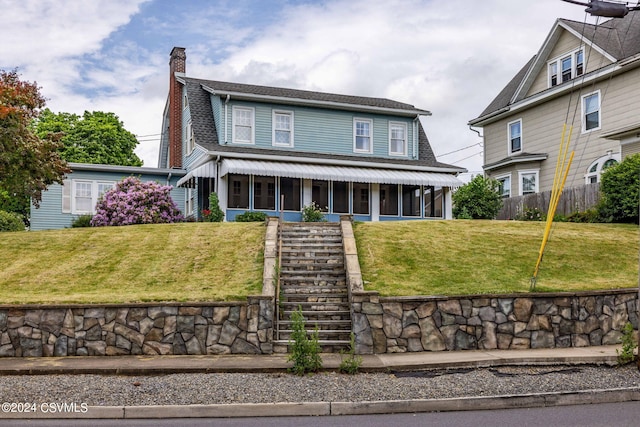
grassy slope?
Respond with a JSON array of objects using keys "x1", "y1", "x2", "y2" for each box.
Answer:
[
  {"x1": 1, "y1": 220, "x2": 636, "y2": 304},
  {"x1": 354, "y1": 220, "x2": 638, "y2": 296},
  {"x1": 0, "y1": 223, "x2": 265, "y2": 304}
]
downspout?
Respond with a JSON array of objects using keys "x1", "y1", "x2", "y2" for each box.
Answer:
[
  {"x1": 166, "y1": 172, "x2": 172, "y2": 186},
  {"x1": 224, "y1": 94, "x2": 230, "y2": 144},
  {"x1": 413, "y1": 116, "x2": 419, "y2": 159}
]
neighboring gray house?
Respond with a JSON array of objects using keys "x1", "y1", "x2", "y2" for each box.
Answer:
[
  {"x1": 469, "y1": 11, "x2": 640, "y2": 197},
  {"x1": 161, "y1": 47, "x2": 465, "y2": 222}
]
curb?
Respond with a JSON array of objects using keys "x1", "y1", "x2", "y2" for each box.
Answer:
[{"x1": 3, "y1": 388, "x2": 639, "y2": 419}]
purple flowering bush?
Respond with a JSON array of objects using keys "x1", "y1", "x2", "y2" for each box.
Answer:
[{"x1": 91, "y1": 177, "x2": 183, "y2": 226}]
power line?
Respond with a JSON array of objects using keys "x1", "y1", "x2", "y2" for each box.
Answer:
[{"x1": 438, "y1": 142, "x2": 482, "y2": 157}]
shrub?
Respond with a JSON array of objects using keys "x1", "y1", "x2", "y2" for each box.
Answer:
[
  {"x1": 598, "y1": 153, "x2": 640, "y2": 223},
  {"x1": 616, "y1": 322, "x2": 637, "y2": 366},
  {"x1": 567, "y1": 209, "x2": 600, "y2": 223},
  {"x1": 91, "y1": 177, "x2": 183, "y2": 226},
  {"x1": 515, "y1": 206, "x2": 544, "y2": 221},
  {"x1": 71, "y1": 214, "x2": 93, "y2": 228},
  {"x1": 338, "y1": 333, "x2": 363, "y2": 375},
  {"x1": 0, "y1": 210, "x2": 25, "y2": 232},
  {"x1": 202, "y1": 193, "x2": 224, "y2": 222},
  {"x1": 287, "y1": 307, "x2": 322, "y2": 375},
  {"x1": 302, "y1": 202, "x2": 326, "y2": 222},
  {"x1": 452, "y1": 175, "x2": 503, "y2": 219},
  {"x1": 235, "y1": 211, "x2": 268, "y2": 222}
]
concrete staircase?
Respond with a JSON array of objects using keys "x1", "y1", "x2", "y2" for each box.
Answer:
[{"x1": 274, "y1": 222, "x2": 352, "y2": 352}]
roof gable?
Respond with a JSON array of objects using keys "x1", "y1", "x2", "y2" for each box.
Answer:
[{"x1": 471, "y1": 10, "x2": 640, "y2": 123}]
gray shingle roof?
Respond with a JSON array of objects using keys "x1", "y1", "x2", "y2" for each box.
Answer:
[
  {"x1": 472, "y1": 10, "x2": 640, "y2": 121},
  {"x1": 183, "y1": 77, "x2": 463, "y2": 171},
  {"x1": 183, "y1": 77, "x2": 429, "y2": 113}
]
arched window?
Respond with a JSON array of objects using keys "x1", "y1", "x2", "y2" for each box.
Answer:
[{"x1": 585, "y1": 153, "x2": 620, "y2": 184}]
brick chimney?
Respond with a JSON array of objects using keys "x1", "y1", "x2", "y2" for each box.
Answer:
[{"x1": 168, "y1": 47, "x2": 186, "y2": 168}]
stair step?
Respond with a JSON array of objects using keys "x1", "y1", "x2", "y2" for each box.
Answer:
[
  {"x1": 278, "y1": 319, "x2": 352, "y2": 326},
  {"x1": 281, "y1": 290, "x2": 348, "y2": 297},
  {"x1": 280, "y1": 247, "x2": 344, "y2": 253},
  {"x1": 280, "y1": 269, "x2": 345, "y2": 275},
  {"x1": 281, "y1": 301, "x2": 349, "y2": 308},
  {"x1": 273, "y1": 340, "x2": 351, "y2": 346},
  {"x1": 282, "y1": 310, "x2": 350, "y2": 316}
]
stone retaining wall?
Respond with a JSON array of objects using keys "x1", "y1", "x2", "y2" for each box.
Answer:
[
  {"x1": 0, "y1": 297, "x2": 274, "y2": 357},
  {"x1": 352, "y1": 289, "x2": 638, "y2": 354}
]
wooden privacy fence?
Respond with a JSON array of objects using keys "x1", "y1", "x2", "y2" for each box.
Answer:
[{"x1": 497, "y1": 183, "x2": 601, "y2": 220}]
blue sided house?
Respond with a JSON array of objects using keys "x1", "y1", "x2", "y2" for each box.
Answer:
[
  {"x1": 161, "y1": 47, "x2": 465, "y2": 222},
  {"x1": 30, "y1": 47, "x2": 465, "y2": 230},
  {"x1": 30, "y1": 164, "x2": 186, "y2": 230}
]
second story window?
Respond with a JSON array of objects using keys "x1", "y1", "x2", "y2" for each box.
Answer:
[
  {"x1": 233, "y1": 106, "x2": 255, "y2": 144},
  {"x1": 582, "y1": 91, "x2": 601, "y2": 132},
  {"x1": 354, "y1": 118, "x2": 373, "y2": 153},
  {"x1": 273, "y1": 111, "x2": 293, "y2": 147},
  {"x1": 389, "y1": 122, "x2": 407, "y2": 156},
  {"x1": 508, "y1": 119, "x2": 522, "y2": 155},
  {"x1": 548, "y1": 48, "x2": 584, "y2": 87}
]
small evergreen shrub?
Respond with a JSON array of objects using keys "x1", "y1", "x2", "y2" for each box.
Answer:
[
  {"x1": 302, "y1": 202, "x2": 326, "y2": 222},
  {"x1": 567, "y1": 209, "x2": 600, "y2": 223},
  {"x1": 452, "y1": 175, "x2": 503, "y2": 219},
  {"x1": 287, "y1": 307, "x2": 322, "y2": 375},
  {"x1": 71, "y1": 214, "x2": 93, "y2": 228},
  {"x1": 91, "y1": 177, "x2": 183, "y2": 226},
  {"x1": 617, "y1": 322, "x2": 637, "y2": 366},
  {"x1": 202, "y1": 193, "x2": 224, "y2": 222},
  {"x1": 338, "y1": 333, "x2": 363, "y2": 375},
  {"x1": 235, "y1": 211, "x2": 268, "y2": 222},
  {"x1": 515, "y1": 206, "x2": 544, "y2": 221},
  {"x1": 0, "y1": 210, "x2": 25, "y2": 232}
]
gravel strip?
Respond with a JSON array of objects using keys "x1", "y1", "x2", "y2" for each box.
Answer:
[{"x1": 0, "y1": 365, "x2": 639, "y2": 407}]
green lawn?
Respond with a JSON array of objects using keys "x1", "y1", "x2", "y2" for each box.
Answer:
[
  {"x1": 1, "y1": 220, "x2": 636, "y2": 304},
  {"x1": 0, "y1": 222, "x2": 265, "y2": 304},
  {"x1": 354, "y1": 220, "x2": 639, "y2": 296}
]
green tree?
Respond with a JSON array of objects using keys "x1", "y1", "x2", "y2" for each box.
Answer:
[
  {"x1": 452, "y1": 175, "x2": 503, "y2": 219},
  {"x1": 36, "y1": 109, "x2": 143, "y2": 166},
  {"x1": 0, "y1": 70, "x2": 68, "y2": 212},
  {"x1": 598, "y1": 154, "x2": 640, "y2": 223}
]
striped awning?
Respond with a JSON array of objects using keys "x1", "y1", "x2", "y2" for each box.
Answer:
[
  {"x1": 176, "y1": 162, "x2": 217, "y2": 187},
  {"x1": 220, "y1": 159, "x2": 463, "y2": 187}
]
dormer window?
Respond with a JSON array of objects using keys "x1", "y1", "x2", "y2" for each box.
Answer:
[
  {"x1": 232, "y1": 106, "x2": 255, "y2": 144},
  {"x1": 548, "y1": 48, "x2": 584, "y2": 87}
]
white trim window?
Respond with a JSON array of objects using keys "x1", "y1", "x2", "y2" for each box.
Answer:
[
  {"x1": 548, "y1": 48, "x2": 584, "y2": 87},
  {"x1": 353, "y1": 118, "x2": 373, "y2": 153},
  {"x1": 496, "y1": 174, "x2": 511, "y2": 198},
  {"x1": 519, "y1": 170, "x2": 538, "y2": 195},
  {"x1": 585, "y1": 152, "x2": 620, "y2": 184},
  {"x1": 582, "y1": 91, "x2": 601, "y2": 132},
  {"x1": 389, "y1": 122, "x2": 407, "y2": 156},
  {"x1": 232, "y1": 106, "x2": 255, "y2": 144},
  {"x1": 272, "y1": 110, "x2": 293, "y2": 147},
  {"x1": 186, "y1": 188, "x2": 195, "y2": 216},
  {"x1": 508, "y1": 119, "x2": 522, "y2": 155},
  {"x1": 186, "y1": 119, "x2": 195, "y2": 154},
  {"x1": 62, "y1": 180, "x2": 115, "y2": 214}
]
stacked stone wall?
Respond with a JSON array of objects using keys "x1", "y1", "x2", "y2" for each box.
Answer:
[
  {"x1": 0, "y1": 297, "x2": 273, "y2": 357},
  {"x1": 352, "y1": 290, "x2": 638, "y2": 354}
]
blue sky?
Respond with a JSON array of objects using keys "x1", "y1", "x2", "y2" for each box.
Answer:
[{"x1": 2, "y1": 0, "x2": 594, "y2": 173}]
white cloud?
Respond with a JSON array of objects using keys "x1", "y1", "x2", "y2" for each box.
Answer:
[{"x1": 2, "y1": 0, "x2": 596, "y2": 170}]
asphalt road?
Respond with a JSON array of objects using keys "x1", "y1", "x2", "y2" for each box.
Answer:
[{"x1": 0, "y1": 401, "x2": 638, "y2": 427}]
